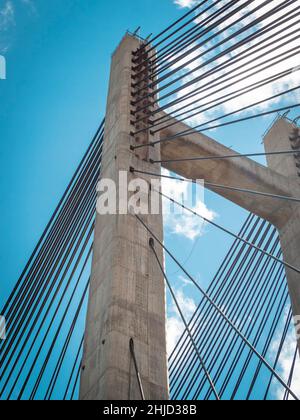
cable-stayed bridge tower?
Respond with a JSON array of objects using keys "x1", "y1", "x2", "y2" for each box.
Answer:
[
  {"x1": 79, "y1": 33, "x2": 300, "y2": 400},
  {"x1": 1, "y1": 0, "x2": 300, "y2": 401}
]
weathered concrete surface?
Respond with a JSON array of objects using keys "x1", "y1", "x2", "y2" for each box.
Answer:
[
  {"x1": 160, "y1": 116, "x2": 300, "y2": 351},
  {"x1": 264, "y1": 117, "x2": 300, "y2": 182},
  {"x1": 80, "y1": 35, "x2": 169, "y2": 401},
  {"x1": 160, "y1": 117, "x2": 300, "y2": 229},
  {"x1": 264, "y1": 118, "x2": 300, "y2": 348}
]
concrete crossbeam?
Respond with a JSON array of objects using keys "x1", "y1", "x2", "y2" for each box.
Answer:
[{"x1": 160, "y1": 115, "x2": 300, "y2": 352}]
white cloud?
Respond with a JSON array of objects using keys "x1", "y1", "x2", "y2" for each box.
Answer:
[
  {"x1": 270, "y1": 309, "x2": 300, "y2": 400},
  {"x1": 171, "y1": 289, "x2": 197, "y2": 318},
  {"x1": 167, "y1": 316, "x2": 184, "y2": 355},
  {"x1": 174, "y1": 0, "x2": 197, "y2": 9},
  {"x1": 179, "y1": 274, "x2": 194, "y2": 287},
  {"x1": 275, "y1": 338, "x2": 300, "y2": 400},
  {"x1": 0, "y1": 0, "x2": 36, "y2": 32},
  {"x1": 167, "y1": 286, "x2": 197, "y2": 355},
  {"x1": 0, "y1": 1, "x2": 14, "y2": 32},
  {"x1": 162, "y1": 168, "x2": 217, "y2": 241},
  {"x1": 0, "y1": 0, "x2": 36, "y2": 53},
  {"x1": 0, "y1": 0, "x2": 15, "y2": 52}
]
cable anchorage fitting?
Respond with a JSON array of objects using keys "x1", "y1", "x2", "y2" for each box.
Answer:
[{"x1": 129, "y1": 338, "x2": 145, "y2": 401}]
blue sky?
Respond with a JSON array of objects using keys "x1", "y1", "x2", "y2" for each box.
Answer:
[
  {"x1": 0, "y1": 0, "x2": 300, "y2": 400},
  {"x1": 0, "y1": 0, "x2": 181, "y2": 301}
]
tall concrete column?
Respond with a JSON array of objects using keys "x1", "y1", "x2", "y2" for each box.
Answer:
[
  {"x1": 80, "y1": 34, "x2": 169, "y2": 400},
  {"x1": 264, "y1": 117, "x2": 300, "y2": 347}
]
